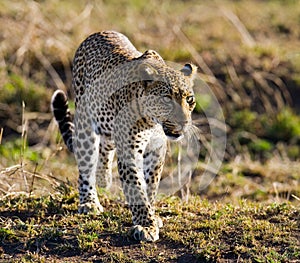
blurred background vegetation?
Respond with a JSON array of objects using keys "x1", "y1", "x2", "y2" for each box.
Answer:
[{"x1": 0, "y1": 0, "x2": 299, "y2": 203}]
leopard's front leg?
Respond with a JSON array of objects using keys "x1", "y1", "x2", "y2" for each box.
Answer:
[
  {"x1": 118, "y1": 157, "x2": 160, "y2": 242},
  {"x1": 115, "y1": 124, "x2": 160, "y2": 242},
  {"x1": 143, "y1": 128, "x2": 167, "y2": 230}
]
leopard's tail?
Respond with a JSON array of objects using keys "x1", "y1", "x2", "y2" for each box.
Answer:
[{"x1": 51, "y1": 90, "x2": 74, "y2": 152}]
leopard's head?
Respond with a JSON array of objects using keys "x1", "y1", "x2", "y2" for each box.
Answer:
[{"x1": 139, "y1": 60, "x2": 197, "y2": 140}]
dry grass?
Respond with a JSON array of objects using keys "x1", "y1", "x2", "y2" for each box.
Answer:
[{"x1": 0, "y1": 0, "x2": 299, "y2": 201}]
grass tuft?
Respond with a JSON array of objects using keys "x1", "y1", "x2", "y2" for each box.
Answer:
[{"x1": 0, "y1": 191, "x2": 299, "y2": 262}]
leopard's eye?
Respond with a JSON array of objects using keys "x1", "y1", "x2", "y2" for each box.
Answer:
[
  {"x1": 161, "y1": 95, "x2": 172, "y2": 103},
  {"x1": 186, "y1": 95, "x2": 195, "y2": 105}
]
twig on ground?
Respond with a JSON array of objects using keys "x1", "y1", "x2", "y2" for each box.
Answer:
[
  {"x1": 35, "y1": 50, "x2": 66, "y2": 92},
  {"x1": 0, "y1": 128, "x2": 3, "y2": 144},
  {"x1": 220, "y1": 8, "x2": 255, "y2": 47}
]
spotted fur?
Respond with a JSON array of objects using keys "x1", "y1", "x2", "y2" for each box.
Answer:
[{"x1": 51, "y1": 31, "x2": 197, "y2": 242}]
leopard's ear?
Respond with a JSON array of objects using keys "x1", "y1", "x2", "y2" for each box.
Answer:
[
  {"x1": 180, "y1": 63, "x2": 197, "y2": 79},
  {"x1": 138, "y1": 63, "x2": 158, "y2": 82}
]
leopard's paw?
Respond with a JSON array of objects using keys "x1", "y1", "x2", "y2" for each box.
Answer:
[
  {"x1": 155, "y1": 216, "x2": 163, "y2": 228},
  {"x1": 130, "y1": 225, "x2": 159, "y2": 242},
  {"x1": 78, "y1": 202, "x2": 104, "y2": 215}
]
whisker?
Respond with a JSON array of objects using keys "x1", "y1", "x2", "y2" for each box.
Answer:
[
  {"x1": 185, "y1": 123, "x2": 216, "y2": 156},
  {"x1": 186, "y1": 124, "x2": 201, "y2": 141}
]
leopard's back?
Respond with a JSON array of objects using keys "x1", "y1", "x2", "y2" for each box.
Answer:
[{"x1": 72, "y1": 31, "x2": 142, "y2": 103}]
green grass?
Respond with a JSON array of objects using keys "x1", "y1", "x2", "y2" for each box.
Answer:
[{"x1": 0, "y1": 190, "x2": 299, "y2": 262}]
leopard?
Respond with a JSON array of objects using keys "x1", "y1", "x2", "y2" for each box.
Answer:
[{"x1": 51, "y1": 30, "x2": 197, "y2": 242}]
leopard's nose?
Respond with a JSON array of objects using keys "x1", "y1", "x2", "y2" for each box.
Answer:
[
  {"x1": 180, "y1": 119, "x2": 192, "y2": 131},
  {"x1": 173, "y1": 120, "x2": 189, "y2": 133},
  {"x1": 178, "y1": 119, "x2": 189, "y2": 127},
  {"x1": 181, "y1": 120, "x2": 189, "y2": 125}
]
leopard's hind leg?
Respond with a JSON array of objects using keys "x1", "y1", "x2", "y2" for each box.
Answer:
[{"x1": 73, "y1": 94, "x2": 103, "y2": 214}]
